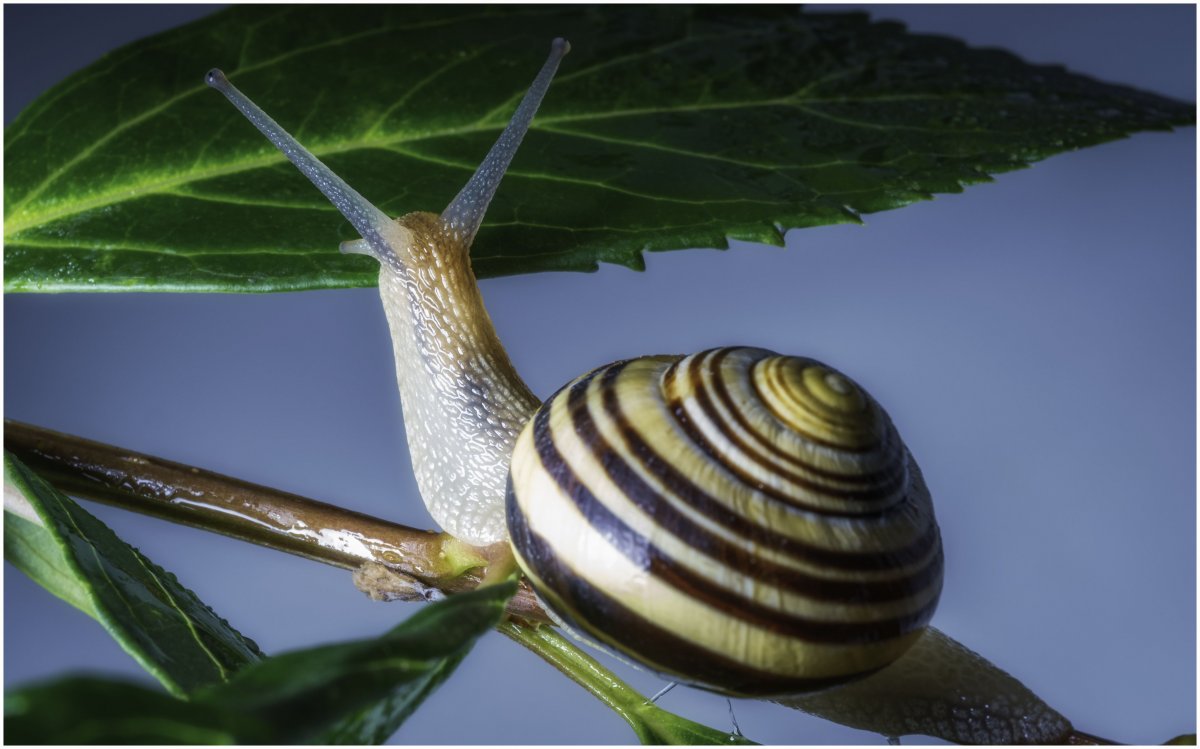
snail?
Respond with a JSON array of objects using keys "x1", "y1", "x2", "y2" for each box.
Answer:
[{"x1": 206, "y1": 39, "x2": 1077, "y2": 743}]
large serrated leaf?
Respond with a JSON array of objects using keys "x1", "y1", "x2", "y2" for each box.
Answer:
[
  {"x1": 3, "y1": 451, "x2": 264, "y2": 696},
  {"x1": 4, "y1": 584, "x2": 515, "y2": 745},
  {"x1": 3, "y1": 6, "x2": 1192, "y2": 292}
]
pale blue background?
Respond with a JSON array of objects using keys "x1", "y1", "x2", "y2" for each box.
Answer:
[{"x1": 4, "y1": 5, "x2": 1195, "y2": 744}]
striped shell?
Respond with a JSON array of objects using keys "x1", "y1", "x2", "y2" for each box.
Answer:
[{"x1": 506, "y1": 347, "x2": 943, "y2": 697}]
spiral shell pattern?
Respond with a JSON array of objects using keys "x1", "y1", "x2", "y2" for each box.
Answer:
[{"x1": 506, "y1": 347, "x2": 942, "y2": 697}]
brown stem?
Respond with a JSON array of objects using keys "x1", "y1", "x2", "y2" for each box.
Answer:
[{"x1": 3, "y1": 419, "x2": 547, "y2": 623}]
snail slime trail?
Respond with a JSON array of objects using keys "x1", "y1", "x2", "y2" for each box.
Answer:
[{"x1": 208, "y1": 38, "x2": 1077, "y2": 743}]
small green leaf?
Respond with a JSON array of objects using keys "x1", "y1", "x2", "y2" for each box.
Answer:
[
  {"x1": 3, "y1": 452, "x2": 263, "y2": 695},
  {"x1": 4, "y1": 677, "x2": 269, "y2": 745},
  {"x1": 316, "y1": 586, "x2": 511, "y2": 744},
  {"x1": 197, "y1": 582, "x2": 514, "y2": 743},
  {"x1": 4, "y1": 6, "x2": 1192, "y2": 292},
  {"x1": 626, "y1": 703, "x2": 758, "y2": 746},
  {"x1": 4, "y1": 506, "x2": 96, "y2": 617},
  {"x1": 4, "y1": 584, "x2": 514, "y2": 745}
]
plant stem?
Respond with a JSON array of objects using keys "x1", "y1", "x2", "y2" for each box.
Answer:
[
  {"x1": 3, "y1": 419, "x2": 547, "y2": 622},
  {"x1": 498, "y1": 620, "x2": 646, "y2": 732},
  {"x1": 498, "y1": 620, "x2": 753, "y2": 745}
]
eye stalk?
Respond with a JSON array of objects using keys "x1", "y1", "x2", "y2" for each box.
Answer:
[
  {"x1": 204, "y1": 66, "x2": 401, "y2": 270},
  {"x1": 440, "y1": 37, "x2": 570, "y2": 245}
]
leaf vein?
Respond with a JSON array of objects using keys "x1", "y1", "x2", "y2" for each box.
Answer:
[{"x1": 128, "y1": 549, "x2": 231, "y2": 680}]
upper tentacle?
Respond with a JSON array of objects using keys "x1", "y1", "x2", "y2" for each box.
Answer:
[{"x1": 439, "y1": 38, "x2": 570, "y2": 246}]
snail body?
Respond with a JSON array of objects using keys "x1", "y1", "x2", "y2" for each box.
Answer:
[
  {"x1": 369, "y1": 211, "x2": 540, "y2": 546},
  {"x1": 206, "y1": 39, "x2": 1071, "y2": 742},
  {"x1": 207, "y1": 40, "x2": 560, "y2": 547}
]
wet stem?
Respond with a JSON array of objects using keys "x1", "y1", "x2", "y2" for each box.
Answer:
[{"x1": 3, "y1": 420, "x2": 546, "y2": 619}]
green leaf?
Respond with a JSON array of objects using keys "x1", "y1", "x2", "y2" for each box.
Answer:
[
  {"x1": 4, "y1": 505, "x2": 96, "y2": 617},
  {"x1": 3, "y1": 452, "x2": 264, "y2": 695},
  {"x1": 4, "y1": 677, "x2": 268, "y2": 745},
  {"x1": 198, "y1": 582, "x2": 515, "y2": 743},
  {"x1": 628, "y1": 705, "x2": 758, "y2": 747},
  {"x1": 4, "y1": 6, "x2": 1192, "y2": 292},
  {"x1": 3, "y1": 584, "x2": 515, "y2": 745}
]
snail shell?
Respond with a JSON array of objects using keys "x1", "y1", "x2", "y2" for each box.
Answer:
[{"x1": 506, "y1": 347, "x2": 943, "y2": 696}]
